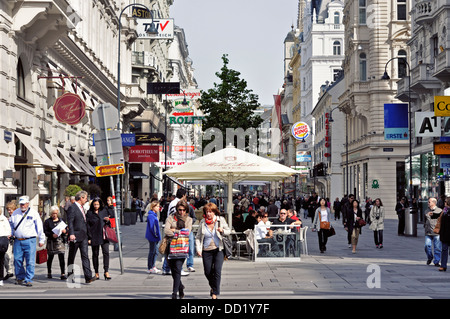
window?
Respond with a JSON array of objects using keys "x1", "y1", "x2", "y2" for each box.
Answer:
[
  {"x1": 333, "y1": 41, "x2": 341, "y2": 55},
  {"x1": 359, "y1": 0, "x2": 367, "y2": 25},
  {"x1": 398, "y1": 50, "x2": 407, "y2": 78},
  {"x1": 17, "y1": 58, "x2": 26, "y2": 99},
  {"x1": 397, "y1": 0, "x2": 407, "y2": 20},
  {"x1": 359, "y1": 52, "x2": 367, "y2": 81},
  {"x1": 334, "y1": 12, "x2": 340, "y2": 25}
]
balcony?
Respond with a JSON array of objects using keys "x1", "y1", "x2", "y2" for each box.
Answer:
[
  {"x1": 395, "y1": 76, "x2": 419, "y2": 102},
  {"x1": 414, "y1": 0, "x2": 436, "y2": 25},
  {"x1": 410, "y1": 63, "x2": 441, "y2": 93},
  {"x1": 433, "y1": 48, "x2": 450, "y2": 81}
]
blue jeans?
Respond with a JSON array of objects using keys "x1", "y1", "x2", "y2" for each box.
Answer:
[
  {"x1": 425, "y1": 235, "x2": 441, "y2": 264},
  {"x1": 14, "y1": 237, "x2": 37, "y2": 283},
  {"x1": 442, "y1": 242, "x2": 449, "y2": 269},
  {"x1": 147, "y1": 241, "x2": 158, "y2": 269},
  {"x1": 186, "y1": 231, "x2": 194, "y2": 268}
]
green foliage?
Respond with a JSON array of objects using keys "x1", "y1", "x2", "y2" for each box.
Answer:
[
  {"x1": 64, "y1": 184, "x2": 82, "y2": 197},
  {"x1": 198, "y1": 54, "x2": 263, "y2": 149}
]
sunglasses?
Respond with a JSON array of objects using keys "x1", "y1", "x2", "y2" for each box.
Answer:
[{"x1": 178, "y1": 208, "x2": 186, "y2": 212}]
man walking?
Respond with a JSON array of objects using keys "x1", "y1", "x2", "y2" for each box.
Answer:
[
  {"x1": 424, "y1": 197, "x2": 442, "y2": 267},
  {"x1": 10, "y1": 196, "x2": 45, "y2": 286},
  {"x1": 395, "y1": 197, "x2": 407, "y2": 236},
  {"x1": 67, "y1": 190, "x2": 96, "y2": 283}
]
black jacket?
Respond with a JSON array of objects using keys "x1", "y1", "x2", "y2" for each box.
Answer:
[
  {"x1": 67, "y1": 203, "x2": 88, "y2": 242},
  {"x1": 86, "y1": 209, "x2": 111, "y2": 246}
]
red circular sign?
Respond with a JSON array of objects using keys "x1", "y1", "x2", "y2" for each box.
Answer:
[{"x1": 53, "y1": 92, "x2": 86, "y2": 125}]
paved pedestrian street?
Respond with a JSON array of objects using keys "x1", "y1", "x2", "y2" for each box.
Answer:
[{"x1": 1, "y1": 216, "x2": 450, "y2": 300}]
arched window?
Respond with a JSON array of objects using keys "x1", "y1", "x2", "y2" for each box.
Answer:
[
  {"x1": 398, "y1": 50, "x2": 407, "y2": 78},
  {"x1": 17, "y1": 58, "x2": 26, "y2": 99},
  {"x1": 359, "y1": 52, "x2": 367, "y2": 81},
  {"x1": 334, "y1": 12, "x2": 340, "y2": 25},
  {"x1": 333, "y1": 41, "x2": 341, "y2": 55}
]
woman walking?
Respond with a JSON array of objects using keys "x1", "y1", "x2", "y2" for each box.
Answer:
[
  {"x1": 313, "y1": 198, "x2": 332, "y2": 253},
  {"x1": 164, "y1": 200, "x2": 192, "y2": 299},
  {"x1": 369, "y1": 198, "x2": 385, "y2": 248},
  {"x1": 195, "y1": 202, "x2": 231, "y2": 299},
  {"x1": 145, "y1": 200, "x2": 161, "y2": 274},
  {"x1": 438, "y1": 197, "x2": 450, "y2": 271},
  {"x1": 344, "y1": 199, "x2": 363, "y2": 254},
  {"x1": 43, "y1": 206, "x2": 68, "y2": 279},
  {"x1": 86, "y1": 198, "x2": 113, "y2": 280}
]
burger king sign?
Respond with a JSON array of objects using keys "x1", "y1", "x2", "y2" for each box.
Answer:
[{"x1": 291, "y1": 122, "x2": 310, "y2": 141}]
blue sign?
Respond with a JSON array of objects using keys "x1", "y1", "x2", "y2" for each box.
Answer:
[
  {"x1": 93, "y1": 133, "x2": 135, "y2": 147},
  {"x1": 384, "y1": 103, "x2": 409, "y2": 140},
  {"x1": 4, "y1": 130, "x2": 12, "y2": 143}
]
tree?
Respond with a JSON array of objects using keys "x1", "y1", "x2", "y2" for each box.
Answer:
[{"x1": 198, "y1": 54, "x2": 262, "y2": 152}]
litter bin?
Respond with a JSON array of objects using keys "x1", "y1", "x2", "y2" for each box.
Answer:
[{"x1": 404, "y1": 207, "x2": 418, "y2": 237}]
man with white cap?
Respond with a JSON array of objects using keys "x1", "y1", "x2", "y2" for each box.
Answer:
[{"x1": 9, "y1": 196, "x2": 45, "y2": 286}]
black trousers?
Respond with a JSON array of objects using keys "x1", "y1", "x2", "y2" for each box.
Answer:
[
  {"x1": 91, "y1": 243, "x2": 110, "y2": 273},
  {"x1": 318, "y1": 229, "x2": 328, "y2": 251},
  {"x1": 202, "y1": 248, "x2": 224, "y2": 296},
  {"x1": 398, "y1": 212, "x2": 405, "y2": 235},
  {"x1": 47, "y1": 253, "x2": 65, "y2": 274},
  {"x1": 168, "y1": 258, "x2": 185, "y2": 297},
  {"x1": 373, "y1": 230, "x2": 383, "y2": 246},
  {"x1": 67, "y1": 239, "x2": 92, "y2": 280},
  {"x1": 0, "y1": 251, "x2": 5, "y2": 279}
]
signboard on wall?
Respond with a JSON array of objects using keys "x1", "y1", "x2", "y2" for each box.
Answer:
[
  {"x1": 384, "y1": 103, "x2": 409, "y2": 140},
  {"x1": 129, "y1": 145, "x2": 159, "y2": 162}
]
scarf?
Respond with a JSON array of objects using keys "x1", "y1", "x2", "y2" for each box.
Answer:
[{"x1": 205, "y1": 215, "x2": 217, "y2": 225}]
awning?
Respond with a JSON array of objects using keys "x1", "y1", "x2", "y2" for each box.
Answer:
[
  {"x1": 70, "y1": 153, "x2": 95, "y2": 176},
  {"x1": 164, "y1": 175, "x2": 189, "y2": 189},
  {"x1": 130, "y1": 171, "x2": 149, "y2": 179},
  {"x1": 15, "y1": 132, "x2": 55, "y2": 167},
  {"x1": 45, "y1": 144, "x2": 72, "y2": 173},
  {"x1": 57, "y1": 148, "x2": 84, "y2": 174},
  {"x1": 78, "y1": 155, "x2": 96, "y2": 175}
]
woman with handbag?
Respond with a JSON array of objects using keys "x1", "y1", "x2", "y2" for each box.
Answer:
[
  {"x1": 344, "y1": 199, "x2": 364, "y2": 254},
  {"x1": 369, "y1": 198, "x2": 385, "y2": 249},
  {"x1": 43, "y1": 206, "x2": 68, "y2": 280},
  {"x1": 145, "y1": 200, "x2": 161, "y2": 274},
  {"x1": 164, "y1": 200, "x2": 192, "y2": 299},
  {"x1": 86, "y1": 198, "x2": 113, "y2": 280},
  {"x1": 313, "y1": 198, "x2": 332, "y2": 253},
  {"x1": 0, "y1": 207, "x2": 12, "y2": 286},
  {"x1": 195, "y1": 202, "x2": 231, "y2": 299}
]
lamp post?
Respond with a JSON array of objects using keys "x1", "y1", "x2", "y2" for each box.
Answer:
[
  {"x1": 381, "y1": 57, "x2": 413, "y2": 206},
  {"x1": 163, "y1": 90, "x2": 189, "y2": 198},
  {"x1": 114, "y1": 4, "x2": 157, "y2": 274}
]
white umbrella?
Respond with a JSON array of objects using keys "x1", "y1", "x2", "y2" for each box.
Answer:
[{"x1": 164, "y1": 145, "x2": 298, "y2": 222}]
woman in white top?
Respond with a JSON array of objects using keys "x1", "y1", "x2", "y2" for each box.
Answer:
[
  {"x1": 0, "y1": 208, "x2": 12, "y2": 286},
  {"x1": 313, "y1": 198, "x2": 332, "y2": 253}
]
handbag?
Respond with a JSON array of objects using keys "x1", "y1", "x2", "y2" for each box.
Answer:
[
  {"x1": 0, "y1": 236, "x2": 9, "y2": 253},
  {"x1": 222, "y1": 236, "x2": 233, "y2": 259},
  {"x1": 103, "y1": 225, "x2": 118, "y2": 244},
  {"x1": 358, "y1": 219, "x2": 367, "y2": 227},
  {"x1": 158, "y1": 236, "x2": 171, "y2": 255},
  {"x1": 318, "y1": 211, "x2": 331, "y2": 230},
  {"x1": 36, "y1": 249, "x2": 48, "y2": 264},
  {"x1": 327, "y1": 226, "x2": 336, "y2": 237},
  {"x1": 434, "y1": 212, "x2": 444, "y2": 234},
  {"x1": 168, "y1": 229, "x2": 190, "y2": 258}
]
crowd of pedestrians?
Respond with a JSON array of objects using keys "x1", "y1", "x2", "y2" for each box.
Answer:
[{"x1": 0, "y1": 191, "x2": 116, "y2": 287}]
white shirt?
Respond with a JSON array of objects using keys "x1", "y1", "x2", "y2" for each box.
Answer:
[
  {"x1": 10, "y1": 207, "x2": 45, "y2": 244},
  {"x1": 255, "y1": 221, "x2": 270, "y2": 240},
  {"x1": 0, "y1": 214, "x2": 11, "y2": 237},
  {"x1": 320, "y1": 209, "x2": 328, "y2": 222}
]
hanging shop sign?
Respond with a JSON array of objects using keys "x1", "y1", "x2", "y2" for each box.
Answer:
[
  {"x1": 53, "y1": 92, "x2": 86, "y2": 125},
  {"x1": 415, "y1": 112, "x2": 441, "y2": 137},
  {"x1": 135, "y1": 132, "x2": 165, "y2": 144},
  {"x1": 384, "y1": 103, "x2": 409, "y2": 140},
  {"x1": 434, "y1": 96, "x2": 450, "y2": 117},
  {"x1": 136, "y1": 18, "x2": 174, "y2": 39},
  {"x1": 129, "y1": 145, "x2": 159, "y2": 163},
  {"x1": 95, "y1": 164, "x2": 125, "y2": 177},
  {"x1": 434, "y1": 142, "x2": 450, "y2": 155},
  {"x1": 169, "y1": 116, "x2": 204, "y2": 125},
  {"x1": 291, "y1": 122, "x2": 310, "y2": 141}
]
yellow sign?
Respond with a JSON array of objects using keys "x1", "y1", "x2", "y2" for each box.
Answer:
[
  {"x1": 95, "y1": 164, "x2": 125, "y2": 177},
  {"x1": 434, "y1": 142, "x2": 450, "y2": 155},
  {"x1": 434, "y1": 96, "x2": 450, "y2": 117}
]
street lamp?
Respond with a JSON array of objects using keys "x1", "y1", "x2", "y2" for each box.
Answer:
[
  {"x1": 116, "y1": 3, "x2": 157, "y2": 216},
  {"x1": 329, "y1": 106, "x2": 348, "y2": 195},
  {"x1": 381, "y1": 57, "x2": 413, "y2": 206}
]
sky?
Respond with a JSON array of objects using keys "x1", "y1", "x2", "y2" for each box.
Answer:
[{"x1": 170, "y1": 0, "x2": 299, "y2": 107}]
